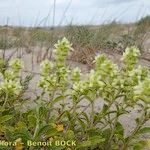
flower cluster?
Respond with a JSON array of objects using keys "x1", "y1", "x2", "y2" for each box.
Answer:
[
  {"x1": 94, "y1": 55, "x2": 118, "y2": 78},
  {"x1": 54, "y1": 37, "x2": 73, "y2": 67},
  {"x1": 9, "y1": 58, "x2": 23, "y2": 74},
  {"x1": 0, "y1": 80, "x2": 22, "y2": 95},
  {"x1": 122, "y1": 46, "x2": 140, "y2": 70},
  {"x1": 71, "y1": 67, "x2": 81, "y2": 82},
  {"x1": 72, "y1": 81, "x2": 89, "y2": 95},
  {"x1": 0, "y1": 59, "x2": 23, "y2": 98},
  {"x1": 88, "y1": 70, "x2": 104, "y2": 89},
  {"x1": 128, "y1": 66, "x2": 149, "y2": 83},
  {"x1": 38, "y1": 75, "x2": 57, "y2": 91},
  {"x1": 40, "y1": 59, "x2": 53, "y2": 76},
  {"x1": 56, "y1": 66, "x2": 70, "y2": 87},
  {"x1": 39, "y1": 38, "x2": 72, "y2": 92},
  {"x1": 134, "y1": 78, "x2": 150, "y2": 103}
]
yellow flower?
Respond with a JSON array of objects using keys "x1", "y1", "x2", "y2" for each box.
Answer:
[
  {"x1": 15, "y1": 138, "x2": 24, "y2": 150},
  {"x1": 55, "y1": 124, "x2": 64, "y2": 132}
]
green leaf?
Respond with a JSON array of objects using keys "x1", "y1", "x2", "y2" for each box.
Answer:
[
  {"x1": 35, "y1": 124, "x2": 52, "y2": 139},
  {"x1": 66, "y1": 130, "x2": 75, "y2": 140},
  {"x1": 0, "y1": 107, "x2": 5, "y2": 112},
  {"x1": 52, "y1": 96, "x2": 65, "y2": 105},
  {"x1": 115, "y1": 122, "x2": 124, "y2": 136},
  {"x1": 65, "y1": 111, "x2": 72, "y2": 121},
  {"x1": 102, "y1": 129, "x2": 111, "y2": 141},
  {"x1": 77, "y1": 117, "x2": 87, "y2": 130},
  {"x1": 13, "y1": 129, "x2": 32, "y2": 141},
  {"x1": 36, "y1": 125, "x2": 57, "y2": 140},
  {"x1": 89, "y1": 135, "x2": 105, "y2": 144},
  {"x1": 46, "y1": 128, "x2": 58, "y2": 137},
  {"x1": 102, "y1": 104, "x2": 109, "y2": 114},
  {"x1": 0, "y1": 115, "x2": 13, "y2": 123},
  {"x1": 87, "y1": 128, "x2": 100, "y2": 137},
  {"x1": 81, "y1": 112, "x2": 90, "y2": 124},
  {"x1": 76, "y1": 136, "x2": 105, "y2": 149},
  {"x1": 76, "y1": 140, "x2": 92, "y2": 149},
  {"x1": 27, "y1": 115, "x2": 36, "y2": 127},
  {"x1": 133, "y1": 141, "x2": 146, "y2": 150},
  {"x1": 39, "y1": 106, "x2": 47, "y2": 118},
  {"x1": 137, "y1": 127, "x2": 150, "y2": 135}
]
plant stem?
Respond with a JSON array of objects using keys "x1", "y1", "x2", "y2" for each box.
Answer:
[
  {"x1": 3, "y1": 92, "x2": 8, "y2": 108},
  {"x1": 90, "y1": 101, "x2": 94, "y2": 128},
  {"x1": 122, "y1": 109, "x2": 147, "y2": 149}
]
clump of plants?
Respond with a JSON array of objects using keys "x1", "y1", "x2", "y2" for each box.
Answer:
[
  {"x1": 105, "y1": 33, "x2": 136, "y2": 53},
  {"x1": 65, "y1": 25, "x2": 94, "y2": 47},
  {"x1": 136, "y1": 15, "x2": 150, "y2": 28},
  {"x1": 0, "y1": 38, "x2": 150, "y2": 150},
  {"x1": 0, "y1": 36, "x2": 14, "y2": 49},
  {"x1": 134, "y1": 16, "x2": 150, "y2": 51}
]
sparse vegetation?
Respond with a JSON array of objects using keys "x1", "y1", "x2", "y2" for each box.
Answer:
[{"x1": 0, "y1": 17, "x2": 150, "y2": 58}]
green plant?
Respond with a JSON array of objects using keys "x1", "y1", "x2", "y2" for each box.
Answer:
[
  {"x1": 136, "y1": 16, "x2": 150, "y2": 27},
  {"x1": 65, "y1": 25, "x2": 94, "y2": 47},
  {"x1": 0, "y1": 36, "x2": 14, "y2": 49},
  {"x1": 134, "y1": 16, "x2": 150, "y2": 51},
  {"x1": 105, "y1": 33, "x2": 137, "y2": 53},
  {"x1": 0, "y1": 38, "x2": 150, "y2": 150}
]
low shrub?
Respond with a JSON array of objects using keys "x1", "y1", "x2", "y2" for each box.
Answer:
[
  {"x1": 0, "y1": 38, "x2": 150, "y2": 150},
  {"x1": 0, "y1": 36, "x2": 14, "y2": 49},
  {"x1": 65, "y1": 25, "x2": 94, "y2": 47}
]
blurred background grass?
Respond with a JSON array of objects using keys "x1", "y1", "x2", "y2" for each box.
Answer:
[{"x1": 0, "y1": 15, "x2": 150, "y2": 65}]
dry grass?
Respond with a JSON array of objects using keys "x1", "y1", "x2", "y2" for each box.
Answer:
[{"x1": 0, "y1": 16, "x2": 150, "y2": 66}]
